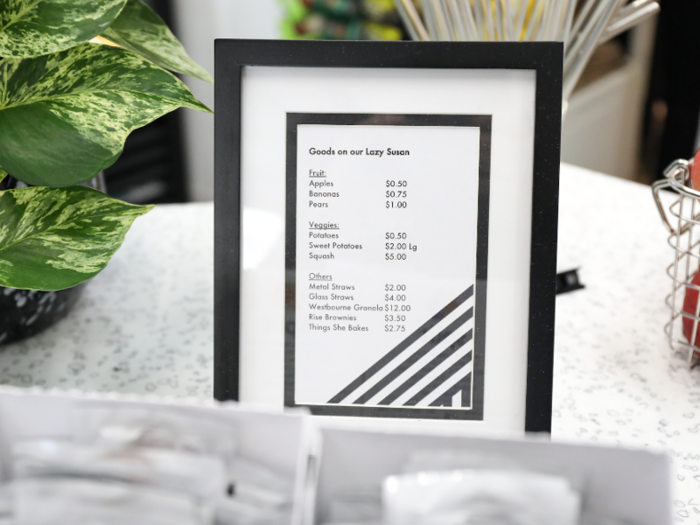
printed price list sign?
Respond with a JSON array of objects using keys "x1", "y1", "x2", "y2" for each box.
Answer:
[{"x1": 285, "y1": 114, "x2": 490, "y2": 420}]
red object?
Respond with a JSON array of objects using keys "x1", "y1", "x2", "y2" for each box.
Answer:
[
  {"x1": 691, "y1": 149, "x2": 700, "y2": 190},
  {"x1": 682, "y1": 272, "x2": 700, "y2": 352}
]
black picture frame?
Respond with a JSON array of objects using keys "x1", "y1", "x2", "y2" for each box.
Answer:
[{"x1": 214, "y1": 39, "x2": 562, "y2": 433}]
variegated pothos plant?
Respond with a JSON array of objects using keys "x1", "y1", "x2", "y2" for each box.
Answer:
[{"x1": 0, "y1": 0, "x2": 212, "y2": 291}]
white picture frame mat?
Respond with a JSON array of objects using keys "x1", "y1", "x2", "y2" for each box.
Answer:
[{"x1": 239, "y1": 66, "x2": 536, "y2": 435}]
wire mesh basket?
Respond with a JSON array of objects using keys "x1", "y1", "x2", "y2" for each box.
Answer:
[{"x1": 653, "y1": 159, "x2": 700, "y2": 368}]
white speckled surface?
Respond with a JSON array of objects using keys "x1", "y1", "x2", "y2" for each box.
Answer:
[
  {"x1": 0, "y1": 164, "x2": 697, "y2": 518},
  {"x1": 554, "y1": 164, "x2": 699, "y2": 521}
]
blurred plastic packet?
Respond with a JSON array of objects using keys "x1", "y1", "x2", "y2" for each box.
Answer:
[
  {"x1": 13, "y1": 440, "x2": 228, "y2": 500},
  {"x1": 382, "y1": 469, "x2": 581, "y2": 525},
  {"x1": 401, "y1": 449, "x2": 586, "y2": 493},
  {"x1": 74, "y1": 405, "x2": 238, "y2": 458},
  {"x1": 12, "y1": 477, "x2": 207, "y2": 525},
  {"x1": 73, "y1": 406, "x2": 295, "y2": 513}
]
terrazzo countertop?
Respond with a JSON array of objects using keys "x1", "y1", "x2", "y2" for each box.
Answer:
[
  {"x1": 554, "y1": 164, "x2": 700, "y2": 521},
  {"x1": 0, "y1": 164, "x2": 698, "y2": 517}
]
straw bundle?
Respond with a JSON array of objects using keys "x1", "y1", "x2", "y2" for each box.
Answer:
[{"x1": 394, "y1": 0, "x2": 659, "y2": 100}]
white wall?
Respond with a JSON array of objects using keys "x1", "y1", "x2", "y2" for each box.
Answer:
[{"x1": 172, "y1": 0, "x2": 284, "y2": 201}]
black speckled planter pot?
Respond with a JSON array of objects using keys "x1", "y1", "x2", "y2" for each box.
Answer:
[
  {"x1": 0, "y1": 285, "x2": 86, "y2": 345},
  {"x1": 0, "y1": 174, "x2": 104, "y2": 346}
]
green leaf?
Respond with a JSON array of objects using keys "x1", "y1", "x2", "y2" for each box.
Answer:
[
  {"x1": 0, "y1": 0, "x2": 128, "y2": 58},
  {"x1": 0, "y1": 170, "x2": 7, "y2": 185},
  {"x1": 0, "y1": 185, "x2": 153, "y2": 291},
  {"x1": 0, "y1": 43, "x2": 211, "y2": 188},
  {"x1": 102, "y1": 0, "x2": 212, "y2": 83}
]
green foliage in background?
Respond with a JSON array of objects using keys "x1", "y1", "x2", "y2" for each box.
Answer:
[
  {"x1": 280, "y1": 0, "x2": 403, "y2": 41},
  {"x1": 0, "y1": 0, "x2": 212, "y2": 291}
]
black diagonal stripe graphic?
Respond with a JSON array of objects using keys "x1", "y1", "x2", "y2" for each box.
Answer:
[
  {"x1": 352, "y1": 313, "x2": 472, "y2": 405},
  {"x1": 429, "y1": 372, "x2": 473, "y2": 407},
  {"x1": 404, "y1": 352, "x2": 473, "y2": 406},
  {"x1": 327, "y1": 286, "x2": 474, "y2": 404},
  {"x1": 378, "y1": 330, "x2": 473, "y2": 405}
]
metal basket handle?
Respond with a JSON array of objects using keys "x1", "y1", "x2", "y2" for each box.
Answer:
[
  {"x1": 652, "y1": 159, "x2": 694, "y2": 235},
  {"x1": 652, "y1": 178, "x2": 674, "y2": 233}
]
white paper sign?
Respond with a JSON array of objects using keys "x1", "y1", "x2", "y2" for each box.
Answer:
[{"x1": 286, "y1": 114, "x2": 490, "y2": 420}]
